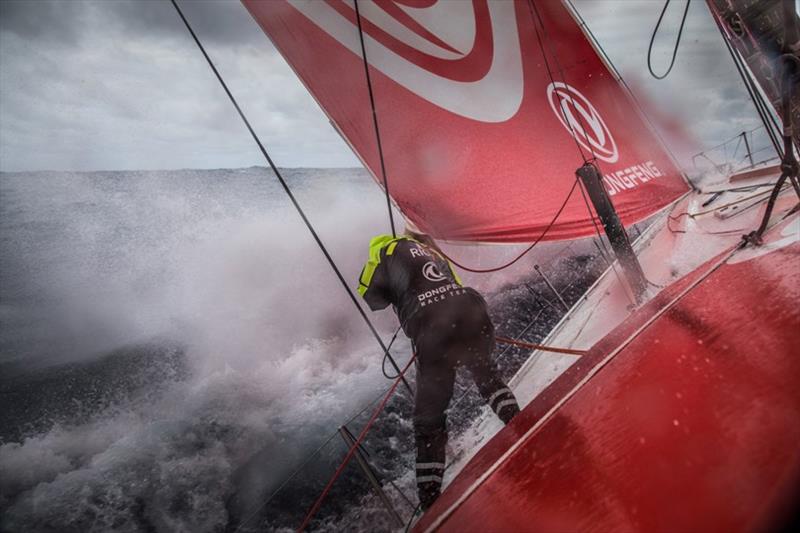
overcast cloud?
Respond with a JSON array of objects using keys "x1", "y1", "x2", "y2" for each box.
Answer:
[{"x1": 0, "y1": 0, "x2": 771, "y2": 172}]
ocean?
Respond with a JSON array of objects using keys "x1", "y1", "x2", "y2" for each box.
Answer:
[{"x1": 0, "y1": 168, "x2": 605, "y2": 532}]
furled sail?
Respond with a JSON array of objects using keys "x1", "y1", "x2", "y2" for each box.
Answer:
[{"x1": 243, "y1": 0, "x2": 690, "y2": 243}]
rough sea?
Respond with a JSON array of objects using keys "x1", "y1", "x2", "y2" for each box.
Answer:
[{"x1": 0, "y1": 168, "x2": 608, "y2": 532}]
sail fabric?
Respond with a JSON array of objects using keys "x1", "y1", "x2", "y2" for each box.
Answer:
[{"x1": 243, "y1": 0, "x2": 689, "y2": 243}]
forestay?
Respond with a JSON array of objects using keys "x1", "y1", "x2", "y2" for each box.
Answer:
[{"x1": 243, "y1": 0, "x2": 689, "y2": 243}]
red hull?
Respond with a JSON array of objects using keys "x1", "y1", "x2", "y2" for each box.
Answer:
[{"x1": 417, "y1": 215, "x2": 800, "y2": 532}]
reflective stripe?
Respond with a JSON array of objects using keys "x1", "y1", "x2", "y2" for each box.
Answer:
[
  {"x1": 416, "y1": 462, "x2": 445, "y2": 471},
  {"x1": 488, "y1": 387, "x2": 513, "y2": 407},
  {"x1": 417, "y1": 474, "x2": 443, "y2": 484},
  {"x1": 387, "y1": 241, "x2": 399, "y2": 255},
  {"x1": 495, "y1": 399, "x2": 519, "y2": 412}
]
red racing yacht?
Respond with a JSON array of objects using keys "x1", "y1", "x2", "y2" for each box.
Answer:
[{"x1": 204, "y1": 0, "x2": 800, "y2": 530}]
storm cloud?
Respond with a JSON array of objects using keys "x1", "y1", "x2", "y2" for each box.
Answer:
[{"x1": 0, "y1": 0, "x2": 772, "y2": 172}]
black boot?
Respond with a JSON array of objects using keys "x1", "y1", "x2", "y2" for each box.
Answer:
[
  {"x1": 418, "y1": 480, "x2": 441, "y2": 511},
  {"x1": 498, "y1": 401, "x2": 520, "y2": 424}
]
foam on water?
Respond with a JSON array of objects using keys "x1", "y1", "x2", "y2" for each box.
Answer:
[{"x1": 0, "y1": 168, "x2": 601, "y2": 531}]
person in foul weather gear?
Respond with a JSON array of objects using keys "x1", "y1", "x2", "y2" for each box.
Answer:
[{"x1": 357, "y1": 229, "x2": 520, "y2": 511}]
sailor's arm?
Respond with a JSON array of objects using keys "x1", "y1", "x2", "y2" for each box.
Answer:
[{"x1": 358, "y1": 254, "x2": 391, "y2": 311}]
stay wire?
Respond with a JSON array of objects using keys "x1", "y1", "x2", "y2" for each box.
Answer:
[
  {"x1": 354, "y1": 0, "x2": 396, "y2": 238},
  {"x1": 381, "y1": 326, "x2": 404, "y2": 379},
  {"x1": 232, "y1": 355, "x2": 410, "y2": 532},
  {"x1": 169, "y1": 0, "x2": 411, "y2": 394},
  {"x1": 647, "y1": 0, "x2": 691, "y2": 80},
  {"x1": 531, "y1": 1, "x2": 663, "y2": 296},
  {"x1": 709, "y1": 8, "x2": 783, "y2": 158},
  {"x1": 421, "y1": 0, "x2": 595, "y2": 275},
  {"x1": 298, "y1": 354, "x2": 418, "y2": 532},
  {"x1": 565, "y1": 0, "x2": 691, "y2": 188},
  {"x1": 527, "y1": 0, "x2": 590, "y2": 164},
  {"x1": 738, "y1": 56, "x2": 783, "y2": 157},
  {"x1": 232, "y1": 430, "x2": 341, "y2": 533}
]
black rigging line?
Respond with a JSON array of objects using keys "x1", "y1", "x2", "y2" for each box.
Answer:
[
  {"x1": 169, "y1": 0, "x2": 411, "y2": 393},
  {"x1": 565, "y1": 0, "x2": 693, "y2": 189},
  {"x1": 380, "y1": 326, "x2": 404, "y2": 380},
  {"x1": 647, "y1": 0, "x2": 691, "y2": 80},
  {"x1": 438, "y1": 178, "x2": 580, "y2": 273},
  {"x1": 354, "y1": 0, "x2": 396, "y2": 238},
  {"x1": 527, "y1": 0, "x2": 591, "y2": 164},
  {"x1": 708, "y1": 8, "x2": 783, "y2": 159}
]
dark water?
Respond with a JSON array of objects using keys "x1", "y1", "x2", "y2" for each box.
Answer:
[{"x1": 0, "y1": 168, "x2": 606, "y2": 532}]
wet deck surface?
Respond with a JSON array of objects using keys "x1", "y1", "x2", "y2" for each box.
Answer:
[{"x1": 417, "y1": 191, "x2": 800, "y2": 532}]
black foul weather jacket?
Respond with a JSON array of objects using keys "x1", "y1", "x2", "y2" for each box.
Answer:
[
  {"x1": 357, "y1": 234, "x2": 521, "y2": 511},
  {"x1": 357, "y1": 235, "x2": 475, "y2": 340}
]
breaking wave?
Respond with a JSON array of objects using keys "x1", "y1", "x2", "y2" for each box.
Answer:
[{"x1": 0, "y1": 168, "x2": 603, "y2": 532}]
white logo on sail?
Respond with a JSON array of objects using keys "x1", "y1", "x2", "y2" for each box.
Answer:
[
  {"x1": 546, "y1": 82, "x2": 619, "y2": 163},
  {"x1": 287, "y1": 0, "x2": 523, "y2": 123},
  {"x1": 422, "y1": 261, "x2": 446, "y2": 282}
]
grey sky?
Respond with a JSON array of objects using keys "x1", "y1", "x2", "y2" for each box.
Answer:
[{"x1": 0, "y1": 0, "x2": 772, "y2": 172}]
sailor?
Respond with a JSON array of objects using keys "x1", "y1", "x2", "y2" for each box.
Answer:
[{"x1": 358, "y1": 228, "x2": 520, "y2": 511}]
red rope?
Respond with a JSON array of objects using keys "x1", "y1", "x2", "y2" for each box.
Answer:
[
  {"x1": 495, "y1": 336, "x2": 587, "y2": 356},
  {"x1": 297, "y1": 354, "x2": 417, "y2": 532}
]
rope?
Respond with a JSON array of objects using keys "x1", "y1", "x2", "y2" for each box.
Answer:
[
  {"x1": 298, "y1": 354, "x2": 418, "y2": 532},
  {"x1": 353, "y1": 0, "x2": 396, "y2": 238},
  {"x1": 436, "y1": 178, "x2": 580, "y2": 273},
  {"x1": 169, "y1": 0, "x2": 411, "y2": 394},
  {"x1": 495, "y1": 336, "x2": 587, "y2": 356},
  {"x1": 647, "y1": 0, "x2": 691, "y2": 80}
]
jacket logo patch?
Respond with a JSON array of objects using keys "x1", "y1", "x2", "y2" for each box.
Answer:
[{"x1": 422, "y1": 261, "x2": 446, "y2": 282}]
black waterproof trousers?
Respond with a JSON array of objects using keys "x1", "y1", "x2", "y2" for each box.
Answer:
[{"x1": 412, "y1": 290, "x2": 520, "y2": 511}]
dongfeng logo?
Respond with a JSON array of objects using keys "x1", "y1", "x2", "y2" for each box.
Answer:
[
  {"x1": 287, "y1": 0, "x2": 523, "y2": 123},
  {"x1": 422, "y1": 261, "x2": 446, "y2": 282},
  {"x1": 546, "y1": 82, "x2": 619, "y2": 163}
]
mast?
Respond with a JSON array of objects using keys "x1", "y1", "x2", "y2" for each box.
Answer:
[{"x1": 577, "y1": 163, "x2": 649, "y2": 303}]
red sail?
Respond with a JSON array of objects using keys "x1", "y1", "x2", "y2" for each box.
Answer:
[{"x1": 243, "y1": 0, "x2": 690, "y2": 243}]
